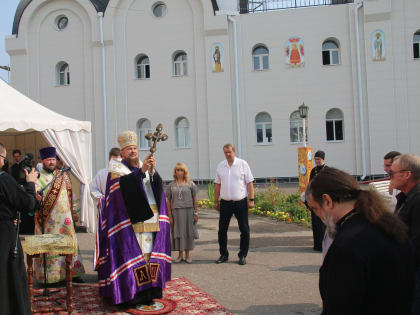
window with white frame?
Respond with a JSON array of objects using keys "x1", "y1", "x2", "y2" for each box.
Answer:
[
  {"x1": 136, "y1": 55, "x2": 150, "y2": 79},
  {"x1": 252, "y1": 45, "x2": 269, "y2": 70},
  {"x1": 322, "y1": 40, "x2": 340, "y2": 65},
  {"x1": 414, "y1": 31, "x2": 420, "y2": 59},
  {"x1": 289, "y1": 111, "x2": 307, "y2": 143},
  {"x1": 56, "y1": 62, "x2": 70, "y2": 86},
  {"x1": 175, "y1": 117, "x2": 191, "y2": 148},
  {"x1": 255, "y1": 112, "x2": 272, "y2": 144},
  {"x1": 173, "y1": 51, "x2": 187, "y2": 76},
  {"x1": 137, "y1": 119, "x2": 152, "y2": 149},
  {"x1": 326, "y1": 108, "x2": 344, "y2": 141}
]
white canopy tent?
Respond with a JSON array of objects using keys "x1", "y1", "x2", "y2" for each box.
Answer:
[{"x1": 0, "y1": 79, "x2": 95, "y2": 233}]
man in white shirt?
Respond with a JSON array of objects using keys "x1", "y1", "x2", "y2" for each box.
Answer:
[
  {"x1": 90, "y1": 147, "x2": 121, "y2": 202},
  {"x1": 383, "y1": 151, "x2": 401, "y2": 211},
  {"x1": 214, "y1": 144, "x2": 254, "y2": 265}
]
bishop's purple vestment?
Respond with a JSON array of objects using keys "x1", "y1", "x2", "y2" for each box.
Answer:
[{"x1": 94, "y1": 161, "x2": 171, "y2": 305}]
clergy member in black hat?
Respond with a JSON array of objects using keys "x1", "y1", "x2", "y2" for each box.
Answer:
[
  {"x1": 34, "y1": 146, "x2": 85, "y2": 284},
  {"x1": 308, "y1": 150, "x2": 327, "y2": 252}
]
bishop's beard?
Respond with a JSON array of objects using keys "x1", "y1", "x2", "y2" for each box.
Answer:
[{"x1": 124, "y1": 156, "x2": 139, "y2": 168}]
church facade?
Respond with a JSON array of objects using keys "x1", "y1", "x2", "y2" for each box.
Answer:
[{"x1": 6, "y1": 0, "x2": 420, "y2": 181}]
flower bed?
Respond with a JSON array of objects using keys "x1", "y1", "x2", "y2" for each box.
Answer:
[{"x1": 197, "y1": 183, "x2": 311, "y2": 227}]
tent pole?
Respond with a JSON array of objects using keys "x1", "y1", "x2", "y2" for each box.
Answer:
[{"x1": 99, "y1": 12, "x2": 109, "y2": 167}]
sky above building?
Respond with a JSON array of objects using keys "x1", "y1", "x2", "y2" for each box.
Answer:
[{"x1": 0, "y1": 1, "x2": 19, "y2": 82}]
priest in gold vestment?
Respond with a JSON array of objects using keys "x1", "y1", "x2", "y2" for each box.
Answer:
[{"x1": 34, "y1": 147, "x2": 85, "y2": 284}]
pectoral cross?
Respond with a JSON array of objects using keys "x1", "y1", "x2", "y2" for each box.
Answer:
[{"x1": 145, "y1": 123, "x2": 168, "y2": 155}]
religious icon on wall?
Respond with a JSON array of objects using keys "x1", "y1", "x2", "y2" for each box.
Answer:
[
  {"x1": 372, "y1": 30, "x2": 385, "y2": 61},
  {"x1": 285, "y1": 37, "x2": 305, "y2": 67},
  {"x1": 211, "y1": 43, "x2": 224, "y2": 72}
]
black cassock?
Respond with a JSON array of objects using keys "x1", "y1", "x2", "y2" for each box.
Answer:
[
  {"x1": 308, "y1": 165, "x2": 327, "y2": 251},
  {"x1": 320, "y1": 211, "x2": 416, "y2": 315},
  {"x1": 0, "y1": 171, "x2": 36, "y2": 315}
]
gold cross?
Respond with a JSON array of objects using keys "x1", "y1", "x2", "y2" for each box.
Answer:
[{"x1": 145, "y1": 123, "x2": 168, "y2": 155}]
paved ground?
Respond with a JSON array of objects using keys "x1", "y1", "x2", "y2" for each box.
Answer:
[{"x1": 76, "y1": 206, "x2": 322, "y2": 315}]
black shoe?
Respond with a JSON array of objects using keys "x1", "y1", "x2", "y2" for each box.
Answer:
[
  {"x1": 238, "y1": 256, "x2": 246, "y2": 265},
  {"x1": 313, "y1": 247, "x2": 322, "y2": 252},
  {"x1": 216, "y1": 255, "x2": 228, "y2": 264}
]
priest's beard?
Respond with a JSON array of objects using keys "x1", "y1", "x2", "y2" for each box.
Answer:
[
  {"x1": 321, "y1": 210, "x2": 337, "y2": 239},
  {"x1": 43, "y1": 165, "x2": 55, "y2": 173},
  {"x1": 124, "y1": 156, "x2": 139, "y2": 168}
]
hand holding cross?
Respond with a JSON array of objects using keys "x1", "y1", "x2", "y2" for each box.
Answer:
[{"x1": 145, "y1": 123, "x2": 168, "y2": 155}]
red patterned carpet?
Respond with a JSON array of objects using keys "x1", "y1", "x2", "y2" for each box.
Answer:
[{"x1": 33, "y1": 277, "x2": 233, "y2": 315}]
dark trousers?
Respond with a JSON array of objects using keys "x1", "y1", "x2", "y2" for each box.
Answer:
[
  {"x1": 311, "y1": 210, "x2": 325, "y2": 251},
  {"x1": 218, "y1": 198, "x2": 250, "y2": 258}
]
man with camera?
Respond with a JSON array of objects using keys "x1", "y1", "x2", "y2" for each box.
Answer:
[
  {"x1": 9, "y1": 149, "x2": 36, "y2": 234},
  {"x1": 0, "y1": 143, "x2": 37, "y2": 315}
]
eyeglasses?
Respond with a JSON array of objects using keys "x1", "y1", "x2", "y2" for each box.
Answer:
[
  {"x1": 389, "y1": 169, "x2": 409, "y2": 178},
  {"x1": 0, "y1": 154, "x2": 8, "y2": 164},
  {"x1": 176, "y1": 169, "x2": 184, "y2": 172}
]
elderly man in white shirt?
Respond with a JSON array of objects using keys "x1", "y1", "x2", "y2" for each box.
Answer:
[
  {"x1": 214, "y1": 144, "x2": 254, "y2": 266},
  {"x1": 90, "y1": 147, "x2": 121, "y2": 202}
]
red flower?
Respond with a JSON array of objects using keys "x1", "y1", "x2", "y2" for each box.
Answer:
[{"x1": 64, "y1": 218, "x2": 72, "y2": 226}]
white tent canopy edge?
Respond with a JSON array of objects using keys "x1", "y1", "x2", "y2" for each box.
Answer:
[{"x1": 0, "y1": 79, "x2": 95, "y2": 233}]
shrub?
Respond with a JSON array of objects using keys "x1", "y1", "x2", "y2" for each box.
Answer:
[
  {"x1": 198, "y1": 183, "x2": 311, "y2": 227},
  {"x1": 207, "y1": 181, "x2": 215, "y2": 202}
]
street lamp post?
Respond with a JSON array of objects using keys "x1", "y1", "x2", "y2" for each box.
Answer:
[
  {"x1": 298, "y1": 102, "x2": 308, "y2": 147},
  {"x1": 296, "y1": 102, "x2": 312, "y2": 204}
]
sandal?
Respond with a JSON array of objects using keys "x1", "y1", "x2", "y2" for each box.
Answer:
[
  {"x1": 174, "y1": 257, "x2": 183, "y2": 263},
  {"x1": 185, "y1": 258, "x2": 192, "y2": 264}
]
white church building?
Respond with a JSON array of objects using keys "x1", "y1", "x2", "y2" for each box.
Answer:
[{"x1": 5, "y1": 0, "x2": 420, "y2": 181}]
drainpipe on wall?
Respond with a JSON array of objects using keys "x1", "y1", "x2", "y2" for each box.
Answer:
[
  {"x1": 354, "y1": 2, "x2": 367, "y2": 180},
  {"x1": 99, "y1": 12, "x2": 109, "y2": 167},
  {"x1": 227, "y1": 15, "x2": 242, "y2": 158}
]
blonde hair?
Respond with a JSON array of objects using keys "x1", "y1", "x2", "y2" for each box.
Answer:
[{"x1": 172, "y1": 162, "x2": 190, "y2": 182}]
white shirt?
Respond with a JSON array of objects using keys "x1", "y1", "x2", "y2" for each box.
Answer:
[
  {"x1": 215, "y1": 157, "x2": 254, "y2": 201},
  {"x1": 90, "y1": 167, "x2": 109, "y2": 199}
]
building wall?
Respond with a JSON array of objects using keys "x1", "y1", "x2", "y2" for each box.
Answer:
[
  {"x1": 237, "y1": 5, "x2": 359, "y2": 177},
  {"x1": 6, "y1": 0, "x2": 420, "y2": 180}
]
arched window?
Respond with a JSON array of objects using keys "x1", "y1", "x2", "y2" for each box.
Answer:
[
  {"x1": 322, "y1": 39, "x2": 340, "y2": 65},
  {"x1": 413, "y1": 31, "x2": 420, "y2": 59},
  {"x1": 56, "y1": 62, "x2": 70, "y2": 86},
  {"x1": 137, "y1": 119, "x2": 152, "y2": 149},
  {"x1": 175, "y1": 117, "x2": 191, "y2": 148},
  {"x1": 136, "y1": 55, "x2": 150, "y2": 79},
  {"x1": 255, "y1": 112, "x2": 272, "y2": 144},
  {"x1": 252, "y1": 45, "x2": 269, "y2": 70},
  {"x1": 289, "y1": 111, "x2": 307, "y2": 143},
  {"x1": 173, "y1": 51, "x2": 187, "y2": 76},
  {"x1": 326, "y1": 108, "x2": 344, "y2": 141}
]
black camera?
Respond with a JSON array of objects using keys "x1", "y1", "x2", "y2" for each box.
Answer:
[
  {"x1": 15, "y1": 153, "x2": 36, "y2": 184},
  {"x1": 18, "y1": 153, "x2": 34, "y2": 173}
]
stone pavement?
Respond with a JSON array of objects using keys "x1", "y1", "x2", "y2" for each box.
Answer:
[{"x1": 77, "y1": 208, "x2": 323, "y2": 315}]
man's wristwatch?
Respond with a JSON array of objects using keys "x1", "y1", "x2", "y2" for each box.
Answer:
[{"x1": 249, "y1": 198, "x2": 254, "y2": 201}]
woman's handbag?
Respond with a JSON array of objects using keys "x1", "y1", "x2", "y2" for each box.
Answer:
[{"x1": 193, "y1": 219, "x2": 199, "y2": 239}]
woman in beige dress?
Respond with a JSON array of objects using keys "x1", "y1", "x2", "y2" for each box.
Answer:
[{"x1": 166, "y1": 162, "x2": 198, "y2": 263}]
